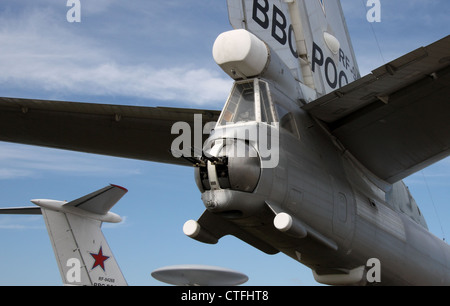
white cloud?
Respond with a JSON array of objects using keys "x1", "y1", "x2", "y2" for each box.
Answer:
[
  {"x1": 404, "y1": 159, "x2": 450, "y2": 187},
  {"x1": 0, "y1": 5, "x2": 231, "y2": 107},
  {"x1": 34, "y1": 63, "x2": 232, "y2": 105},
  {"x1": 0, "y1": 169, "x2": 34, "y2": 180},
  {"x1": 0, "y1": 143, "x2": 142, "y2": 180},
  {"x1": 0, "y1": 215, "x2": 44, "y2": 230}
]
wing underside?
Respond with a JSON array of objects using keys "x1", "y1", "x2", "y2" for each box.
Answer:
[
  {"x1": 0, "y1": 98, "x2": 220, "y2": 166},
  {"x1": 303, "y1": 36, "x2": 450, "y2": 183}
]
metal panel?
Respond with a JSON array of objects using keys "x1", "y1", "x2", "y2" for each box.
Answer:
[
  {"x1": 304, "y1": 36, "x2": 450, "y2": 123},
  {"x1": 303, "y1": 36, "x2": 450, "y2": 182},
  {"x1": 0, "y1": 97, "x2": 220, "y2": 166}
]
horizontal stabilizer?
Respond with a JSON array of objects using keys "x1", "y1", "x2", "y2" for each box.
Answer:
[
  {"x1": 64, "y1": 184, "x2": 127, "y2": 215},
  {"x1": 0, "y1": 206, "x2": 41, "y2": 215}
]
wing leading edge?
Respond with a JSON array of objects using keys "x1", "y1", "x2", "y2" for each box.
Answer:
[
  {"x1": 303, "y1": 36, "x2": 450, "y2": 183},
  {"x1": 0, "y1": 98, "x2": 220, "y2": 166}
]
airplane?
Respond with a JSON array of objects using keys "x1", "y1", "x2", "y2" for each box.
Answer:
[
  {"x1": 0, "y1": 0, "x2": 449, "y2": 285},
  {"x1": 0, "y1": 185, "x2": 128, "y2": 286}
]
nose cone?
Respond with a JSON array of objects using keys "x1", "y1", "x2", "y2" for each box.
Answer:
[
  {"x1": 219, "y1": 140, "x2": 261, "y2": 193},
  {"x1": 31, "y1": 199, "x2": 41, "y2": 206},
  {"x1": 195, "y1": 139, "x2": 265, "y2": 217}
]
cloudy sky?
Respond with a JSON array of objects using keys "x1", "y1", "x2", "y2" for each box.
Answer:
[{"x1": 0, "y1": 0, "x2": 449, "y2": 286}]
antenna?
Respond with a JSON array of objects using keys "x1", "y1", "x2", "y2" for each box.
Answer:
[
  {"x1": 421, "y1": 170, "x2": 447, "y2": 241},
  {"x1": 360, "y1": 0, "x2": 386, "y2": 64},
  {"x1": 151, "y1": 265, "x2": 248, "y2": 286}
]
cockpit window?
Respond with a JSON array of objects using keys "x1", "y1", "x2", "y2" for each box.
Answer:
[
  {"x1": 218, "y1": 79, "x2": 299, "y2": 138},
  {"x1": 219, "y1": 79, "x2": 276, "y2": 126},
  {"x1": 219, "y1": 81, "x2": 255, "y2": 125},
  {"x1": 259, "y1": 81, "x2": 275, "y2": 124}
]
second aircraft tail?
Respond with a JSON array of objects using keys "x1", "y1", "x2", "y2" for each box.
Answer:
[{"x1": 0, "y1": 184, "x2": 128, "y2": 286}]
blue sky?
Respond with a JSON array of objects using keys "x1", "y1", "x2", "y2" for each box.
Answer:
[{"x1": 0, "y1": 0, "x2": 449, "y2": 286}]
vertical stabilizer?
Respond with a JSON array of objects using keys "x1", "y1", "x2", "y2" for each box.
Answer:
[
  {"x1": 41, "y1": 208, "x2": 127, "y2": 286},
  {"x1": 0, "y1": 184, "x2": 128, "y2": 286},
  {"x1": 227, "y1": 0, "x2": 360, "y2": 95}
]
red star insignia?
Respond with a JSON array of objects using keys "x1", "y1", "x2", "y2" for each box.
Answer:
[{"x1": 90, "y1": 246, "x2": 110, "y2": 271}]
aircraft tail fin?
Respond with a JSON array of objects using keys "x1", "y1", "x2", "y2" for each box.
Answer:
[
  {"x1": 227, "y1": 0, "x2": 360, "y2": 95},
  {"x1": 0, "y1": 184, "x2": 128, "y2": 286}
]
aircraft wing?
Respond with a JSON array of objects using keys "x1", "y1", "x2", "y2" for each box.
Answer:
[
  {"x1": 303, "y1": 36, "x2": 450, "y2": 183},
  {"x1": 0, "y1": 97, "x2": 220, "y2": 166}
]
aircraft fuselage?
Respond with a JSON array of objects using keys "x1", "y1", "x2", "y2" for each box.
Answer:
[{"x1": 194, "y1": 77, "x2": 450, "y2": 286}]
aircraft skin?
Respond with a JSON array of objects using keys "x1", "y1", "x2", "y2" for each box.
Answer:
[{"x1": 0, "y1": 0, "x2": 449, "y2": 285}]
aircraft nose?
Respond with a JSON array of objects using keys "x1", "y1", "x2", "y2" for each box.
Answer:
[
  {"x1": 217, "y1": 139, "x2": 260, "y2": 193},
  {"x1": 194, "y1": 139, "x2": 264, "y2": 217}
]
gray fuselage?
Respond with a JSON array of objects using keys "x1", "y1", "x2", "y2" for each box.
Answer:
[{"x1": 195, "y1": 77, "x2": 450, "y2": 286}]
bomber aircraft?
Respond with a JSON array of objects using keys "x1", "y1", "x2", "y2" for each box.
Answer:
[{"x1": 0, "y1": 0, "x2": 449, "y2": 285}]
